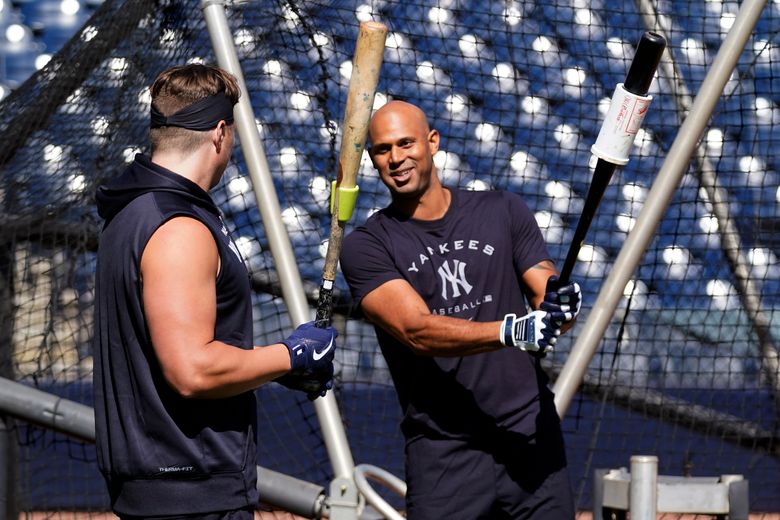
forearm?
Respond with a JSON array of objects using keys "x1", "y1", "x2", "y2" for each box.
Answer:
[
  {"x1": 383, "y1": 313, "x2": 504, "y2": 357},
  {"x1": 165, "y1": 341, "x2": 291, "y2": 399}
]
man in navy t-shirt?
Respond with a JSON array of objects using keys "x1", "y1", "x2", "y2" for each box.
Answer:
[{"x1": 340, "y1": 101, "x2": 582, "y2": 519}]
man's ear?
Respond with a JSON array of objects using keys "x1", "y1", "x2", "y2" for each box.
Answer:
[
  {"x1": 428, "y1": 129, "x2": 440, "y2": 155},
  {"x1": 213, "y1": 121, "x2": 227, "y2": 151}
]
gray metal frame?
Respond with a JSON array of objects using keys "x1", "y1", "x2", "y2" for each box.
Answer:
[
  {"x1": 353, "y1": 465, "x2": 406, "y2": 520},
  {"x1": 200, "y1": 1, "x2": 360, "y2": 517},
  {"x1": 594, "y1": 457, "x2": 748, "y2": 519},
  {"x1": 0, "y1": 377, "x2": 329, "y2": 518}
]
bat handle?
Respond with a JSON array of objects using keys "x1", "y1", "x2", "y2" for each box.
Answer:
[
  {"x1": 558, "y1": 251, "x2": 577, "y2": 287},
  {"x1": 558, "y1": 160, "x2": 618, "y2": 285},
  {"x1": 315, "y1": 282, "x2": 334, "y2": 328}
]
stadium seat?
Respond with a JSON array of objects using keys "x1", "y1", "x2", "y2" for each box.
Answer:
[
  {"x1": 3, "y1": 48, "x2": 41, "y2": 85},
  {"x1": 455, "y1": 2, "x2": 506, "y2": 41},
  {"x1": 0, "y1": 0, "x2": 20, "y2": 29},
  {"x1": 19, "y1": 0, "x2": 89, "y2": 51},
  {"x1": 551, "y1": 98, "x2": 604, "y2": 138}
]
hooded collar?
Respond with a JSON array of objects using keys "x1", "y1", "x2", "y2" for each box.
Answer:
[{"x1": 96, "y1": 154, "x2": 219, "y2": 225}]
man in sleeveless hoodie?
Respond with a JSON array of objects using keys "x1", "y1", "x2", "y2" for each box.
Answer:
[
  {"x1": 92, "y1": 64, "x2": 337, "y2": 519},
  {"x1": 340, "y1": 101, "x2": 583, "y2": 519}
]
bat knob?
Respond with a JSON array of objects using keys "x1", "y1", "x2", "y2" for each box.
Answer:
[
  {"x1": 546, "y1": 274, "x2": 563, "y2": 294},
  {"x1": 624, "y1": 31, "x2": 667, "y2": 95}
]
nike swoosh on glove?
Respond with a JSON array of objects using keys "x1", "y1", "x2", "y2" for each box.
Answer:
[{"x1": 276, "y1": 321, "x2": 337, "y2": 399}]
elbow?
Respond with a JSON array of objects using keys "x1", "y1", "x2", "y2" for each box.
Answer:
[
  {"x1": 402, "y1": 327, "x2": 436, "y2": 356},
  {"x1": 162, "y1": 365, "x2": 212, "y2": 399},
  {"x1": 166, "y1": 376, "x2": 204, "y2": 399}
]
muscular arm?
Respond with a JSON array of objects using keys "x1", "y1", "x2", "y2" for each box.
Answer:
[
  {"x1": 361, "y1": 278, "x2": 504, "y2": 356},
  {"x1": 360, "y1": 259, "x2": 575, "y2": 356},
  {"x1": 141, "y1": 217, "x2": 290, "y2": 399}
]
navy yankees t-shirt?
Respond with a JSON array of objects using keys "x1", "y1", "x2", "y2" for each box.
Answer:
[{"x1": 340, "y1": 189, "x2": 554, "y2": 441}]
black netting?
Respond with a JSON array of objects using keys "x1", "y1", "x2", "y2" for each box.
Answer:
[{"x1": 1, "y1": 0, "x2": 779, "y2": 514}]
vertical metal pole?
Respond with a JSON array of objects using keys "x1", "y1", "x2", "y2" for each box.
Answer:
[
  {"x1": 592, "y1": 468, "x2": 608, "y2": 520},
  {"x1": 553, "y1": 0, "x2": 770, "y2": 417},
  {"x1": 629, "y1": 455, "x2": 657, "y2": 520},
  {"x1": 0, "y1": 243, "x2": 15, "y2": 520},
  {"x1": 200, "y1": 2, "x2": 359, "y2": 518},
  {"x1": 0, "y1": 416, "x2": 13, "y2": 520}
]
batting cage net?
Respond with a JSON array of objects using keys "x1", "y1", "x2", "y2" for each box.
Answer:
[{"x1": 1, "y1": 0, "x2": 779, "y2": 514}]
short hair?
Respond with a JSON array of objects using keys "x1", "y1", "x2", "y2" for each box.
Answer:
[{"x1": 149, "y1": 64, "x2": 240, "y2": 155}]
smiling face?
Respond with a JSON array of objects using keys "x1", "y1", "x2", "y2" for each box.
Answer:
[{"x1": 368, "y1": 101, "x2": 441, "y2": 201}]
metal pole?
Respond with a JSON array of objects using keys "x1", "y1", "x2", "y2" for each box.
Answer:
[
  {"x1": 200, "y1": 2, "x2": 358, "y2": 518},
  {"x1": 0, "y1": 378, "x2": 94, "y2": 442},
  {"x1": 630, "y1": 455, "x2": 658, "y2": 520},
  {"x1": 0, "y1": 245, "x2": 16, "y2": 520},
  {"x1": 0, "y1": 377, "x2": 329, "y2": 517},
  {"x1": 0, "y1": 416, "x2": 9, "y2": 520},
  {"x1": 553, "y1": 0, "x2": 770, "y2": 416}
]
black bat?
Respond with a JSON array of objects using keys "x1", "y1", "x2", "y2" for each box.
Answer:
[{"x1": 558, "y1": 31, "x2": 667, "y2": 284}]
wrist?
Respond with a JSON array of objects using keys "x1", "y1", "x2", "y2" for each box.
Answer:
[
  {"x1": 252, "y1": 343, "x2": 296, "y2": 381},
  {"x1": 262, "y1": 343, "x2": 293, "y2": 371},
  {"x1": 280, "y1": 343, "x2": 293, "y2": 371},
  {"x1": 500, "y1": 313, "x2": 516, "y2": 347}
]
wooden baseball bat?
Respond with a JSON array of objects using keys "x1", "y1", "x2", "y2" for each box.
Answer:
[{"x1": 315, "y1": 21, "x2": 387, "y2": 327}]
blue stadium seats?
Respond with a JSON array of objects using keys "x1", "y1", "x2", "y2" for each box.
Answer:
[
  {"x1": 0, "y1": 0, "x2": 104, "y2": 88},
  {"x1": 18, "y1": 0, "x2": 89, "y2": 50},
  {"x1": 251, "y1": 85, "x2": 295, "y2": 124},
  {"x1": 380, "y1": 58, "x2": 445, "y2": 115},
  {"x1": 551, "y1": 98, "x2": 604, "y2": 138},
  {"x1": 0, "y1": 20, "x2": 41, "y2": 84},
  {"x1": 490, "y1": 17, "x2": 546, "y2": 70},
  {"x1": 456, "y1": 1, "x2": 512, "y2": 42},
  {"x1": 0, "y1": 1, "x2": 20, "y2": 35}
]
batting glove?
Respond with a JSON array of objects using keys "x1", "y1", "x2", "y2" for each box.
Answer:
[
  {"x1": 500, "y1": 310, "x2": 560, "y2": 356},
  {"x1": 540, "y1": 275, "x2": 581, "y2": 326},
  {"x1": 275, "y1": 322, "x2": 337, "y2": 400}
]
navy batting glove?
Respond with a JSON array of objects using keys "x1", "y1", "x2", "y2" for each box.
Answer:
[
  {"x1": 275, "y1": 373, "x2": 333, "y2": 401},
  {"x1": 276, "y1": 322, "x2": 337, "y2": 400},
  {"x1": 540, "y1": 275, "x2": 581, "y2": 326},
  {"x1": 500, "y1": 310, "x2": 560, "y2": 357}
]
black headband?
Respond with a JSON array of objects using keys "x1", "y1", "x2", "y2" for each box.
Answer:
[{"x1": 150, "y1": 91, "x2": 234, "y2": 131}]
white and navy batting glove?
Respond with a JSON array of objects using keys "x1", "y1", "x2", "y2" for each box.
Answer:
[
  {"x1": 540, "y1": 275, "x2": 582, "y2": 326},
  {"x1": 500, "y1": 310, "x2": 560, "y2": 356},
  {"x1": 276, "y1": 321, "x2": 337, "y2": 400}
]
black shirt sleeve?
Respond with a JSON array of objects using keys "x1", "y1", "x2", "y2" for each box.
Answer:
[{"x1": 340, "y1": 226, "x2": 403, "y2": 306}]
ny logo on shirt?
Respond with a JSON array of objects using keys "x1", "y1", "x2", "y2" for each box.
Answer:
[{"x1": 437, "y1": 259, "x2": 473, "y2": 300}]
